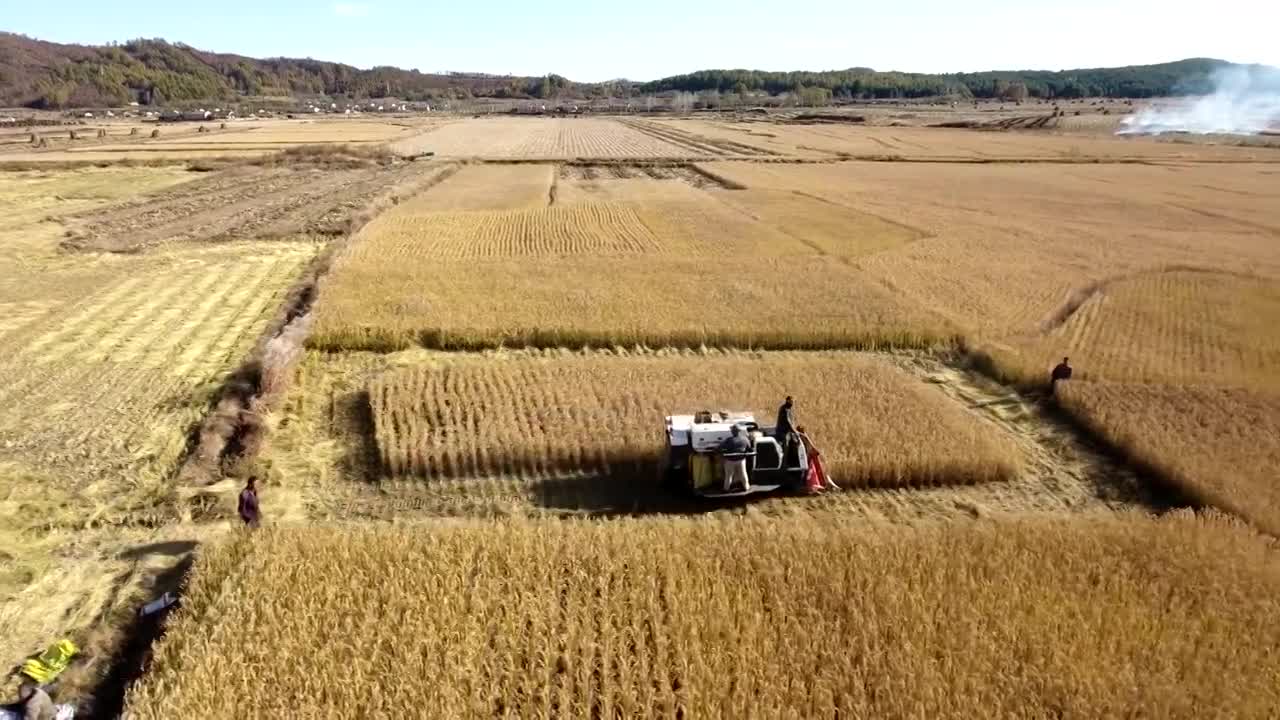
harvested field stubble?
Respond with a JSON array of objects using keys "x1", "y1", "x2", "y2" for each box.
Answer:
[
  {"x1": 1059, "y1": 381, "x2": 1280, "y2": 534},
  {"x1": 126, "y1": 514, "x2": 1280, "y2": 719},
  {"x1": 368, "y1": 353, "x2": 1019, "y2": 487},
  {"x1": 0, "y1": 241, "x2": 317, "y2": 486},
  {"x1": 62, "y1": 161, "x2": 455, "y2": 252}
]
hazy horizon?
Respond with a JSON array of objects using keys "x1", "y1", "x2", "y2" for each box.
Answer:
[{"x1": 7, "y1": 0, "x2": 1279, "y2": 82}]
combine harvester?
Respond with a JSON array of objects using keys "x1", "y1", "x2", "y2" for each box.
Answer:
[{"x1": 663, "y1": 411, "x2": 808, "y2": 498}]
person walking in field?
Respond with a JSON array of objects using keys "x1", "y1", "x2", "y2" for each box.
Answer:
[
  {"x1": 1050, "y1": 357, "x2": 1073, "y2": 395},
  {"x1": 719, "y1": 426, "x2": 753, "y2": 493},
  {"x1": 796, "y1": 426, "x2": 839, "y2": 493},
  {"x1": 238, "y1": 476, "x2": 261, "y2": 529}
]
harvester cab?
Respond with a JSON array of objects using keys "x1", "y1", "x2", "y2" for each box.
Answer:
[{"x1": 663, "y1": 411, "x2": 808, "y2": 498}]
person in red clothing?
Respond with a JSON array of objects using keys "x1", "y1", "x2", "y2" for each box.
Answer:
[
  {"x1": 238, "y1": 476, "x2": 261, "y2": 529},
  {"x1": 796, "y1": 426, "x2": 839, "y2": 493}
]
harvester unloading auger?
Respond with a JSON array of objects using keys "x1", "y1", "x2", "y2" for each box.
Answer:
[{"x1": 662, "y1": 411, "x2": 810, "y2": 498}]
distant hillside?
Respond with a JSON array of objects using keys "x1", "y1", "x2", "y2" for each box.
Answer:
[
  {"x1": 0, "y1": 33, "x2": 586, "y2": 108},
  {"x1": 0, "y1": 32, "x2": 1255, "y2": 109},
  {"x1": 640, "y1": 59, "x2": 1246, "y2": 100}
]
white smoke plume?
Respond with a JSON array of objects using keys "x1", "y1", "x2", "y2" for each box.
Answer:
[{"x1": 1118, "y1": 65, "x2": 1280, "y2": 136}]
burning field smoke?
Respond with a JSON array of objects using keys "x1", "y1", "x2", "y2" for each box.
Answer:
[{"x1": 1119, "y1": 65, "x2": 1280, "y2": 136}]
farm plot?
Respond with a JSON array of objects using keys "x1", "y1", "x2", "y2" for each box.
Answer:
[
  {"x1": 1059, "y1": 382, "x2": 1280, "y2": 535},
  {"x1": 709, "y1": 161, "x2": 1280, "y2": 339},
  {"x1": 393, "y1": 163, "x2": 552, "y2": 211},
  {"x1": 616, "y1": 118, "x2": 778, "y2": 157},
  {"x1": 149, "y1": 119, "x2": 421, "y2": 146},
  {"x1": 993, "y1": 270, "x2": 1280, "y2": 390},
  {"x1": 0, "y1": 240, "x2": 317, "y2": 489},
  {"x1": 668, "y1": 119, "x2": 1280, "y2": 161},
  {"x1": 397, "y1": 117, "x2": 704, "y2": 159},
  {"x1": 368, "y1": 353, "x2": 1018, "y2": 489},
  {"x1": 62, "y1": 160, "x2": 455, "y2": 252},
  {"x1": 313, "y1": 251, "x2": 949, "y2": 352},
  {"x1": 125, "y1": 514, "x2": 1280, "y2": 719},
  {"x1": 357, "y1": 204, "x2": 666, "y2": 258},
  {"x1": 313, "y1": 164, "x2": 952, "y2": 351},
  {"x1": 0, "y1": 166, "x2": 195, "y2": 231}
]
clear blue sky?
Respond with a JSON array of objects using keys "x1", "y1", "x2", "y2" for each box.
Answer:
[{"x1": 7, "y1": 0, "x2": 1278, "y2": 82}]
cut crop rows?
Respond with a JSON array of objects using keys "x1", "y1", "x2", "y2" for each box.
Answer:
[{"x1": 367, "y1": 353, "x2": 1018, "y2": 487}]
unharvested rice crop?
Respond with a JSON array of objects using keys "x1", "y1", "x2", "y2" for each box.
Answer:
[
  {"x1": 391, "y1": 163, "x2": 552, "y2": 211},
  {"x1": 401, "y1": 117, "x2": 697, "y2": 159},
  {"x1": 358, "y1": 203, "x2": 666, "y2": 258},
  {"x1": 367, "y1": 353, "x2": 1019, "y2": 487},
  {"x1": 709, "y1": 187, "x2": 926, "y2": 259},
  {"x1": 997, "y1": 270, "x2": 1280, "y2": 390},
  {"x1": 312, "y1": 252, "x2": 951, "y2": 352},
  {"x1": 312, "y1": 177, "x2": 953, "y2": 351},
  {"x1": 1059, "y1": 380, "x2": 1280, "y2": 534},
  {"x1": 125, "y1": 514, "x2": 1280, "y2": 719}
]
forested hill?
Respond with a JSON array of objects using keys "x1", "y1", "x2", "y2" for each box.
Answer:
[
  {"x1": 641, "y1": 59, "x2": 1244, "y2": 100},
  {"x1": 0, "y1": 32, "x2": 1252, "y2": 109},
  {"x1": 0, "y1": 33, "x2": 565, "y2": 108}
]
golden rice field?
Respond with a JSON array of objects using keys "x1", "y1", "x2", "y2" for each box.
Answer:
[
  {"x1": 368, "y1": 353, "x2": 1018, "y2": 486},
  {"x1": 996, "y1": 270, "x2": 1280, "y2": 391},
  {"x1": 359, "y1": 203, "x2": 667, "y2": 257},
  {"x1": 311, "y1": 163, "x2": 948, "y2": 352},
  {"x1": 125, "y1": 514, "x2": 1280, "y2": 719},
  {"x1": 6, "y1": 118, "x2": 1280, "y2": 716},
  {"x1": 1059, "y1": 381, "x2": 1280, "y2": 535},
  {"x1": 401, "y1": 117, "x2": 712, "y2": 159},
  {"x1": 392, "y1": 163, "x2": 552, "y2": 211},
  {"x1": 312, "y1": 251, "x2": 950, "y2": 352}
]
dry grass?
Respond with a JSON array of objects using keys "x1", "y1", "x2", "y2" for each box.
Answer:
[
  {"x1": 125, "y1": 513, "x2": 1280, "y2": 719},
  {"x1": 368, "y1": 352, "x2": 1019, "y2": 487},
  {"x1": 1059, "y1": 381, "x2": 1280, "y2": 534}
]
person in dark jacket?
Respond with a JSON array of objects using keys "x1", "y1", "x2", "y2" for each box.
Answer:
[
  {"x1": 719, "y1": 426, "x2": 753, "y2": 492},
  {"x1": 238, "y1": 476, "x2": 261, "y2": 529},
  {"x1": 12, "y1": 680, "x2": 55, "y2": 720},
  {"x1": 775, "y1": 396, "x2": 797, "y2": 463},
  {"x1": 1050, "y1": 357, "x2": 1073, "y2": 394}
]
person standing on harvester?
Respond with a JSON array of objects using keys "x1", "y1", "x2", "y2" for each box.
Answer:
[
  {"x1": 238, "y1": 476, "x2": 261, "y2": 529},
  {"x1": 776, "y1": 396, "x2": 797, "y2": 459},
  {"x1": 719, "y1": 426, "x2": 753, "y2": 493}
]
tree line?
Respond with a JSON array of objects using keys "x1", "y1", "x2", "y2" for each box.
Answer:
[
  {"x1": 1, "y1": 32, "x2": 1245, "y2": 109},
  {"x1": 640, "y1": 59, "x2": 1233, "y2": 100}
]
